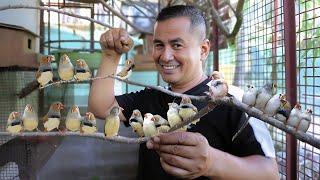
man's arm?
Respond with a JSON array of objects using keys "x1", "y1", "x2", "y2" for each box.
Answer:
[
  {"x1": 147, "y1": 131, "x2": 279, "y2": 180},
  {"x1": 88, "y1": 28, "x2": 133, "y2": 120}
]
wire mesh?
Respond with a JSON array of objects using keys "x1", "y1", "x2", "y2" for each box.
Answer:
[
  {"x1": 296, "y1": 0, "x2": 320, "y2": 179},
  {"x1": 0, "y1": 69, "x2": 39, "y2": 179},
  {"x1": 219, "y1": 0, "x2": 287, "y2": 178},
  {"x1": 219, "y1": 0, "x2": 320, "y2": 179}
]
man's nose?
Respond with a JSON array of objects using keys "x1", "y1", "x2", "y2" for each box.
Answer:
[{"x1": 160, "y1": 47, "x2": 173, "y2": 62}]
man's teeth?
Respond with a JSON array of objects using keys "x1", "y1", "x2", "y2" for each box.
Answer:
[{"x1": 162, "y1": 65, "x2": 178, "y2": 70}]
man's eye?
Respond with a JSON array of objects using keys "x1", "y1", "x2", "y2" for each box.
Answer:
[
  {"x1": 173, "y1": 44, "x2": 182, "y2": 49},
  {"x1": 154, "y1": 44, "x2": 163, "y2": 49}
]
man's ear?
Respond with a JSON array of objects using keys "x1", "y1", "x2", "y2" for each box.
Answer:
[{"x1": 200, "y1": 39, "x2": 210, "y2": 62}]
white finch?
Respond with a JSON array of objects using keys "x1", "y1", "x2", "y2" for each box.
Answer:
[
  {"x1": 208, "y1": 78, "x2": 228, "y2": 99},
  {"x1": 255, "y1": 82, "x2": 277, "y2": 111},
  {"x1": 264, "y1": 94, "x2": 285, "y2": 117},
  {"x1": 242, "y1": 84, "x2": 258, "y2": 107},
  {"x1": 80, "y1": 112, "x2": 97, "y2": 134},
  {"x1": 35, "y1": 55, "x2": 55, "y2": 87},
  {"x1": 7, "y1": 112, "x2": 23, "y2": 133},
  {"x1": 297, "y1": 108, "x2": 312, "y2": 133},
  {"x1": 178, "y1": 96, "x2": 199, "y2": 125},
  {"x1": 143, "y1": 113, "x2": 157, "y2": 137},
  {"x1": 43, "y1": 102, "x2": 64, "y2": 132},
  {"x1": 116, "y1": 59, "x2": 135, "y2": 80},
  {"x1": 154, "y1": 114, "x2": 170, "y2": 133},
  {"x1": 275, "y1": 97, "x2": 292, "y2": 124},
  {"x1": 210, "y1": 71, "x2": 228, "y2": 97},
  {"x1": 287, "y1": 104, "x2": 302, "y2": 128},
  {"x1": 104, "y1": 106, "x2": 122, "y2": 137},
  {"x1": 167, "y1": 102, "x2": 186, "y2": 131},
  {"x1": 65, "y1": 105, "x2": 81, "y2": 132},
  {"x1": 22, "y1": 104, "x2": 38, "y2": 131},
  {"x1": 74, "y1": 59, "x2": 91, "y2": 81},
  {"x1": 58, "y1": 54, "x2": 74, "y2": 81},
  {"x1": 129, "y1": 109, "x2": 144, "y2": 137}
]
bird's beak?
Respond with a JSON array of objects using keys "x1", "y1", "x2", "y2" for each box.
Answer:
[
  {"x1": 50, "y1": 55, "x2": 55, "y2": 62},
  {"x1": 60, "y1": 104, "x2": 65, "y2": 110},
  {"x1": 13, "y1": 112, "x2": 19, "y2": 118}
]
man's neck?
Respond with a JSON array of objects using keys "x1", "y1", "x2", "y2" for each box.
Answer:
[{"x1": 170, "y1": 74, "x2": 207, "y2": 93}]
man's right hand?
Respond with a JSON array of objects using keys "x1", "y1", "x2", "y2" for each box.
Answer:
[{"x1": 99, "y1": 28, "x2": 133, "y2": 59}]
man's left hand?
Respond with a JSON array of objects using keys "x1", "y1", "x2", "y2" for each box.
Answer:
[{"x1": 147, "y1": 131, "x2": 214, "y2": 179}]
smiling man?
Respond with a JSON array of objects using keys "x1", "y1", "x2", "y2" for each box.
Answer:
[{"x1": 89, "y1": 5, "x2": 279, "y2": 180}]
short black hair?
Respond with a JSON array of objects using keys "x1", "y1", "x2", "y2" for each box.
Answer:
[{"x1": 156, "y1": 5, "x2": 206, "y2": 38}]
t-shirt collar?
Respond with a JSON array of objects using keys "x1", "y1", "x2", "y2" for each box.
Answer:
[{"x1": 168, "y1": 76, "x2": 211, "y2": 95}]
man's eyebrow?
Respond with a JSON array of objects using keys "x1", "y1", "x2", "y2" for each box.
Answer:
[
  {"x1": 169, "y1": 38, "x2": 184, "y2": 44},
  {"x1": 153, "y1": 39, "x2": 163, "y2": 44},
  {"x1": 153, "y1": 38, "x2": 185, "y2": 44}
]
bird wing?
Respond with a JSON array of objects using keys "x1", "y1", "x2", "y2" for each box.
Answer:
[
  {"x1": 10, "y1": 119, "x2": 22, "y2": 126},
  {"x1": 35, "y1": 70, "x2": 42, "y2": 79},
  {"x1": 42, "y1": 114, "x2": 48, "y2": 123}
]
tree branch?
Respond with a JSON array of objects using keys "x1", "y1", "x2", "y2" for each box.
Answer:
[
  {"x1": 222, "y1": 97, "x2": 320, "y2": 149},
  {"x1": 0, "y1": 132, "x2": 148, "y2": 144},
  {"x1": 188, "y1": 0, "x2": 245, "y2": 39},
  {"x1": 98, "y1": 0, "x2": 153, "y2": 34},
  {"x1": 229, "y1": 0, "x2": 245, "y2": 37},
  {"x1": 39, "y1": 75, "x2": 211, "y2": 102},
  {"x1": 16, "y1": 80, "x2": 39, "y2": 99},
  {"x1": 169, "y1": 102, "x2": 218, "y2": 132},
  {"x1": 13, "y1": 73, "x2": 320, "y2": 148}
]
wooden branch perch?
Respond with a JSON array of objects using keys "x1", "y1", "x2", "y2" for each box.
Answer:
[
  {"x1": 221, "y1": 97, "x2": 320, "y2": 149},
  {"x1": 36, "y1": 73, "x2": 320, "y2": 148},
  {"x1": 37, "y1": 74, "x2": 320, "y2": 148},
  {"x1": 39, "y1": 75, "x2": 211, "y2": 102},
  {"x1": 0, "y1": 5, "x2": 113, "y2": 29},
  {"x1": 169, "y1": 102, "x2": 218, "y2": 132},
  {"x1": 16, "y1": 80, "x2": 39, "y2": 99},
  {"x1": 205, "y1": 0, "x2": 244, "y2": 38},
  {"x1": 0, "y1": 132, "x2": 148, "y2": 144}
]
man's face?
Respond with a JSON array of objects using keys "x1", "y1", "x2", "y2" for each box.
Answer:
[{"x1": 152, "y1": 17, "x2": 206, "y2": 86}]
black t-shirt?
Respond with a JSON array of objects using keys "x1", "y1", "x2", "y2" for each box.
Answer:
[{"x1": 116, "y1": 78, "x2": 268, "y2": 180}]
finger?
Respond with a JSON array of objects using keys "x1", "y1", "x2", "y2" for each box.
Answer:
[
  {"x1": 121, "y1": 37, "x2": 133, "y2": 53},
  {"x1": 105, "y1": 30, "x2": 115, "y2": 49},
  {"x1": 119, "y1": 28, "x2": 130, "y2": 45},
  {"x1": 160, "y1": 157, "x2": 191, "y2": 178},
  {"x1": 119, "y1": 28, "x2": 133, "y2": 53},
  {"x1": 146, "y1": 140, "x2": 154, "y2": 149},
  {"x1": 158, "y1": 131, "x2": 202, "y2": 146},
  {"x1": 99, "y1": 32, "x2": 108, "y2": 50},
  {"x1": 158, "y1": 144, "x2": 195, "y2": 159},
  {"x1": 113, "y1": 29, "x2": 123, "y2": 53},
  {"x1": 160, "y1": 152, "x2": 197, "y2": 173}
]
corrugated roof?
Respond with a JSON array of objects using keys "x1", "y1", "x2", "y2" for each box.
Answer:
[{"x1": 0, "y1": 22, "x2": 39, "y2": 37}]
